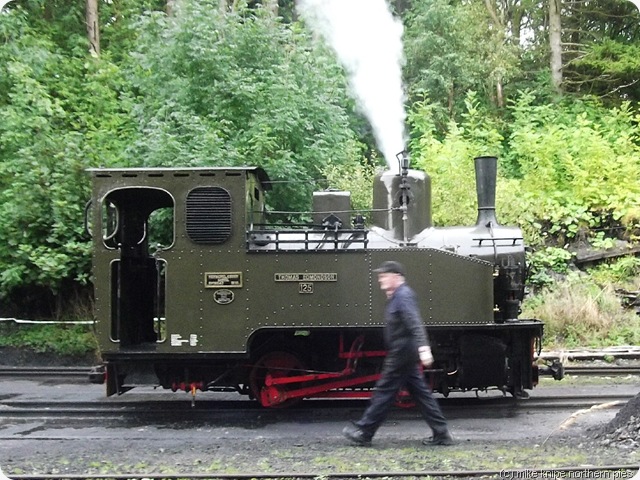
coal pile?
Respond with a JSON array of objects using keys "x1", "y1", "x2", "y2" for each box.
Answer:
[{"x1": 593, "y1": 392, "x2": 640, "y2": 449}]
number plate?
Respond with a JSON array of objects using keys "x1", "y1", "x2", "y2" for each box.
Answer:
[{"x1": 299, "y1": 282, "x2": 314, "y2": 294}]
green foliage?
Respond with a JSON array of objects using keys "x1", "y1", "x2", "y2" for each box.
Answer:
[
  {"x1": 573, "y1": 38, "x2": 640, "y2": 80},
  {"x1": 527, "y1": 247, "x2": 575, "y2": 288},
  {"x1": 408, "y1": 92, "x2": 504, "y2": 226},
  {"x1": 0, "y1": 9, "x2": 135, "y2": 298},
  {"x1": 562, "y1": 2, "x2": 640, "y2": 101},
  {"x1": 0, "y1": 323, "x2": 97, "y2": 356},
  {"x1": 99, "y1": 0, "x2": 167, "y2": 59},
  {"x1": 322, "y1": 160, "x2": 376, "y2": 215},
  {"x1": 0, "y1": 0, "x2": 639, "y2": 359},
  {"x1": 505, "y1": 93, "x2": 640, "y2": 245},
  {"x1": 126, "y1": 1, "x2": 362, "y2": 214},
  {"x1": 409, "y1": 90, "x2": 640, "y2": 248},
  {"x1": 403, "y1": 0, "x2": 519, "y2": 123},
  {"x1": 587, "y1": 257, "x2": 640, "y2": 286},
  {"x1": 1, "y1": 0, "x2": 365, "y2": 303}
]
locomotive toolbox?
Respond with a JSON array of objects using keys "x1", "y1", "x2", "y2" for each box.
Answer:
[{"x1": 86, "y1": 154, "x2": 563, "y2": 406}]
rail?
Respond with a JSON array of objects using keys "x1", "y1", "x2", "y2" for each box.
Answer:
[
  {"x1": 3, "y1": 465, "x2": 639, "y2": 479},
  {"x1": 247, "y1": 225, "x2": 368, "y2": 250}
]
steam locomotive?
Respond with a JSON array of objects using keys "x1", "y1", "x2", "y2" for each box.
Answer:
[{"x1": 87, "y1": 154, "x2": 563, "y2": 406}]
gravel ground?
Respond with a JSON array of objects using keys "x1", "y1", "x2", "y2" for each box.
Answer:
[
  {"x1": 593, "y1": 392, "x2": 640, "y2": 451},
  {"x1": 1, "y1": 384, "x2": 639, "y2": 478},
  {"x1": 2, "y1": 430, "x2": 639, "y2": 477},
  {"x1": 1, "y1": 349, "x2": 639, "y2": 478}
]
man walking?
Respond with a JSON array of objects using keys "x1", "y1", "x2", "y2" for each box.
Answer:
[{"x1": 342, "y1": 260, "x2": 454, "y2": 446}]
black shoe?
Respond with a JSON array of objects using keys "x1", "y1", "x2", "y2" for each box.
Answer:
[
  {"x1": 342, "y1": 423, "x2": 372, "y2": 446},
  {"x1": 422, "y1": 431, "x2": 456, "y2": 446}
]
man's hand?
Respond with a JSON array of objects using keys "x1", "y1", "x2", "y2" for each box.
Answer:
[{"x1": 418, "y1": 346, "x2": 434, "y2": 367}]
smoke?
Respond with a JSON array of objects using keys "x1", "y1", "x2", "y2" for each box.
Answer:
[
  {"x1": 0, "y1": 0, "x2": 15, "y2": 13},
  {"x1": 296, "y1": 0, "x2": 406, "y2": 170}
]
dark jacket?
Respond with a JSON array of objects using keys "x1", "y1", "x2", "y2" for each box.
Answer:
[{"x1": 383, "y1": 282, "x2": 430, "y2": 366}]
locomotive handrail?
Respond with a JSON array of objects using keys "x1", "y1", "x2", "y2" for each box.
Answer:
[
  {"x1": 250, "y1": 222, "x2": 369, "y2": 229},
  {"x1": 247, "y1": 226, "x2": 369, "y2": 250},
  {"x1": 255, "y1": 208, "x2": 393, "y2": 216},
  {"x1": 83, "y1": 200, "x2": 92, "y2": 237},
  {"x1": 473, "y1": 236, "x2": 523, "y2": 246}
]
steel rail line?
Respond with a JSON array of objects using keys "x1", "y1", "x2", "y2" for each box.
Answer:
[
  {"x1": 0, "y1": 393, "x2": 633, "y2": 421},
  {"x1": 562, "y1": 365, "x2": 640, "y2": 376},
  {"x1": 2, "y1": 363, "x2": 640, "y2": 379},
  {"x1": 0, "y1": 366, "x2": 91, "y2": 377},
  {"x1": 540, "y1": 347, "x2": 640, "y2": 361},
  {"x1": 4, "y1": 464, "x2": 640, "y2": 480}
]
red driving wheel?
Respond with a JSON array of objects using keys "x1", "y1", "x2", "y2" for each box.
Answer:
[{"x1": 249, "y1": 351, "x2": 305, "y2": 408}]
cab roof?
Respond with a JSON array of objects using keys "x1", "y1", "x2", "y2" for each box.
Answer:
[{"x1": 87, "y1": 166, "x2": 272, "y2": 190}]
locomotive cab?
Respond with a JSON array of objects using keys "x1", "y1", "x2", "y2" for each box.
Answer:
[{"x1": 88, "y1": 167, "x2": 271, "y2": 394}]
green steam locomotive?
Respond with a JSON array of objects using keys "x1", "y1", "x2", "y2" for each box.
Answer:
[{"x1": 87, "y1": 154, "x2": 562, "y2": 406}]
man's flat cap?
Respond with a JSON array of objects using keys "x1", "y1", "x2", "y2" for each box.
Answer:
[{"x1": 373, "y1": 260, "x2": 405, "y2": 276}]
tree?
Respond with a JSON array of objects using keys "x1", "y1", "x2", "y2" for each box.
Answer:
[
  {"x1": 126, "y1": 0, "x2": 363, "y2": 214},
  {"x1": 86, "y1": 0, "x2": 99, "y2": 56},
  {"x1": 403, "y1": 0, "x2": 519, "y2": 124},
  {"x1": 549, "y1": 0, "x2": 563, "y2": 94},
  {"x1": 0, "y1": 7, "x2": 137, "y2": 313},
  {"x1": 561, "y1": 0, "x2": 640, "y2": 102}
]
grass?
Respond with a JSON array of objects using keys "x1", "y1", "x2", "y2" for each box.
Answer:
[
  {"x1": 0, "y1": 321, "x2": 97, "y2": 356},
  {"x1": 522, "y1": 269, "x2": 640, "y2": 349}
]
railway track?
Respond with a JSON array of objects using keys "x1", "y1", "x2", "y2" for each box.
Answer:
[
  {"x1": 2, "y1": 363, "x2": 639, "y2": 378},
  {"x1": 1, "y1": 370, "x2": 637, "y2": 480},
  {"x1": 541, "y1": 346, "x2": 640, "y2": 361},
  {"x1": 3, "y1": 465, "x2": 640, "y2": 479},
  {"x1": 0, "y1": 392, "x2": 633, "y2": 421},
  {"x1": 0, "y1": 366, "x2": 91, "y2": 377},
  {"x1": 0, "y1": 364, "x2": 637, "y2": 421},
  {"x1": 562, "y1": 365, "x2": 640, "y2": 376}
]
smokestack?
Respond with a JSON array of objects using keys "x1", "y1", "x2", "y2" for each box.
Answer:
[{"x1": 474, "y1": 156, "x2": 498, "y2": 227}]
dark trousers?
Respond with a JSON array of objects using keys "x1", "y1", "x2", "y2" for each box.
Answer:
[{"x1": 355, "y1": 359, "x2": 448, "y2": 439}]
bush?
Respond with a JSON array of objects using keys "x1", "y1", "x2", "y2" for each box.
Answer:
[
  {"x1": 0, "y1": 322, "x2": 97, "y2": 356},
  {"x1": 527, "y1": 247, "x2": 575, "y2": 289}
]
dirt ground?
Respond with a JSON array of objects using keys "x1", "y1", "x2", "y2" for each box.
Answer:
[
  {"x1": 2, "y1": 434, "x2": 637, "y2": 478},
  {"x1": 1, "y1": 376, "x2": 639, "y2": 478},
  {"x1": 1, "y1": 348, "x2": 639, "y2": 477}
]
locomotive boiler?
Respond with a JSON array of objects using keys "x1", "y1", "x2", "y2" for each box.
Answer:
[{"x1": 87, "y1": 154, "x2": 562, "y2": 406}]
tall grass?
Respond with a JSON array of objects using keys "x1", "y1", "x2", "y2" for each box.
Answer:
[{"x1": 523, "y1": 271, "x2": 640, "y2": 349}]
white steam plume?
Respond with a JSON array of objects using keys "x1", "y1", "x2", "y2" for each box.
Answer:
[
  {"x1": 297, "y1": 0, "x2": 406, "y2": 170},
  {"x1": 0, "y1": 0, "x2": 15, "y2": 13}
]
